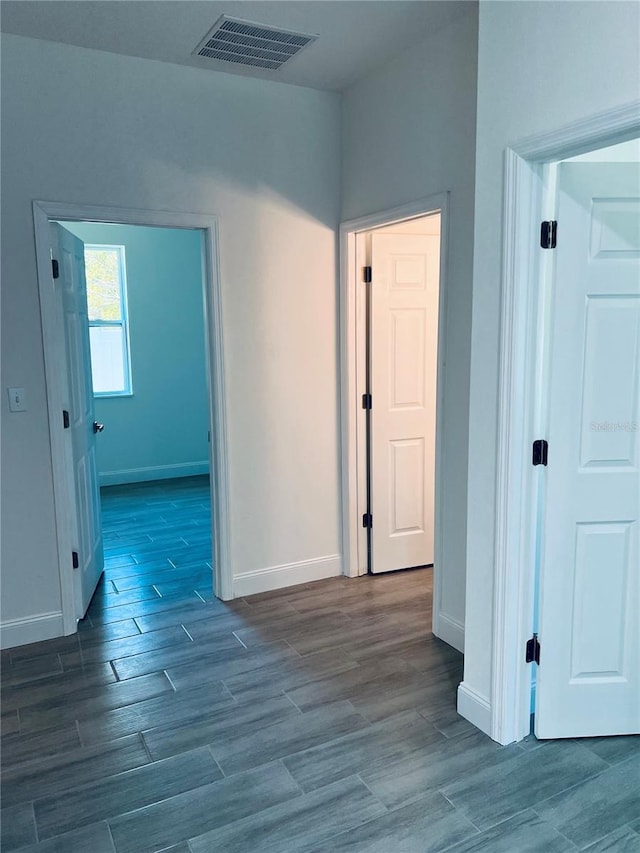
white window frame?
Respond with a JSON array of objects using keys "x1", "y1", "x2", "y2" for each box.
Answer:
[{"x1": 85, "y1": 243, "x2": 133, "y2": 397}]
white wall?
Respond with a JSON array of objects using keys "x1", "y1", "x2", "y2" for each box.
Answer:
[
  {"x1": 341, "y1": 9, "x2": 479, "y2": 649},
  {"x1": 0, "y1": 34, "x2": 341, "y2": 643},
  {"x1": 464, "y1": 0, "x2": 640, "y2": 719}
]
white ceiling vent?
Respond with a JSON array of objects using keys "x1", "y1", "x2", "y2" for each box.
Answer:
[{"x1": 193, "y1": 16, "x2": 318, "y2": 71}]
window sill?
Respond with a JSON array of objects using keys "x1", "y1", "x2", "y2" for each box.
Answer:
[{"x1": 93, "y1": 391, "x2": 134, "y2": 399}]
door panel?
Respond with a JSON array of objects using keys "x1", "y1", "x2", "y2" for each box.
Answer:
[
  {"x1": 579, "y1": 297, "x2": 639, "y2": 466},
  {"x1": 535, "y1": 163, "x2": 640, "y2": 739},
  {"x1": 390, "y1": 438, "x2": 425, "y2": 534},
  {"x1": 370, "y1": 233, "x2": 439, "y2": 574},
  {"x1": 51, "y1": 223, "x2": 104, "y2": 618},
  {"x1": 570, "y1": 522, "x2": 631, "y2": 679},
  {"x1": 390, "y1": 310, "x2": 426, "y2": 407}
]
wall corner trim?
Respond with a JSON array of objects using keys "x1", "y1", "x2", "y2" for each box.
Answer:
[
  {"x1": 232, "y1": 554, "x2": 343, "y2": 598},
  {"x1": 1, "y1": 611, "x2": 66, "y2": 650},
  {"x1": 457, "y1": 681, "x2": 492, "y2": 738}
]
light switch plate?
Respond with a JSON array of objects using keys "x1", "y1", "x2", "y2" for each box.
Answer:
[{"x1": 8, "y1": 387, "x2": 27, "y2": 412}]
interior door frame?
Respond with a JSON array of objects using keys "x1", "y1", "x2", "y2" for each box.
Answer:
[
  {"x1": 490, "y1": 101, "x2": 640, "y2": 745},
  {"x1": 339, "y1": 193, "x2": 450, "y2": 637},
  {"x1": 33, "y1": 200, "x2": 232, "y2": 635}
]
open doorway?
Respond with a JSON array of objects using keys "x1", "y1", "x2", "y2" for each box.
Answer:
[
  {"x1": 58, "y1": 220, "x2": 212, "y2": 620},
  {"x1": 33, "y1": 202, "x2": 231, "y2": 636},
  {"x1": 490, "y1": 116, "x2": 640, "y2": 744},
  {"x1": 340, "y1": 195, "x2": 450, "y2": 644},
  {"x1": 527, "y1": 138, "x2": 640, "y2": 740},
  {"x1": 359, "y1": 214, "x2": 440, "y2": 575}
]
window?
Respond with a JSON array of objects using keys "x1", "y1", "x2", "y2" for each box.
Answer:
[{"x1": 85, "y1": 244, "x2": 132, "y2": 396}]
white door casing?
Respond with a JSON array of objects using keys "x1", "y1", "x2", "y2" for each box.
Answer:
[
  {"x1": 370, "y1": 233, "x2": 440, "y2": 574},
  {"x1": 51, "y1": 222, "x2": 104, "y2": 618},
  {"x1": 34, "y1": 202, "x2": 229, "y2": 641},
  {"x1": 535, "y1": 163, "x2": 640, "y2": 738}
]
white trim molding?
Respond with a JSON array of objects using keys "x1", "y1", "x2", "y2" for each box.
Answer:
[
  {"x1": 513, "y1": 101, "x2": 640, "y2": 161},
  {"x1": 32, "y1": 200, "x2": 232, "y2": 640},
  {"x1": 457, "y1": 682, "x2": 492, "y2": 737},
  {"x1": 490, "y1": 148, "x2": 542, "y2": 746},
  {"x1": 1, "y1": 612, "x2": 65, "y2": 650},
  {"x1": 99, "y1": 462, "x2": 210, "y2": 487},
  {"x1": 434, "y1": 613, "x2": 464, "y2": 654},
  {"x1": 233, "y1": 555, "x2": 343, "y2": 598},
  {"x1": 491, "y1": 101, "x2": 640, "y2": 745},
  {"x1": 339, "y1": 193, "x2": 452, "y2": 645}
]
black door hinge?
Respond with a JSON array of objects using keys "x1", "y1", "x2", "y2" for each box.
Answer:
[
  {"x1": 363, "y1": 266, "x2": 372, "y2": 283},
  {"x1": 540, "y1": 221, "x2": 557, "y2": 249},
  {"x1": 532, "y1": 439, "x2": 548, "y2": 466},
  {"x1": 362, "y1": 393, "x2": 372, "y2": 410},
  {"x1": 72, "y1": 551, "x2": 79, "y2": 569},
  {"x1": 52, "y1": 258, "x2": 60, "y2": 279},
  {"x1": 526, "y1": 633, "x2": 541, "y2": 665},
  {"x1": 63, "y1": 410, "x2": 70, "y2": 429},
  {"x1": 362, "y1": 513, "x2": 373, "y2": 529}
]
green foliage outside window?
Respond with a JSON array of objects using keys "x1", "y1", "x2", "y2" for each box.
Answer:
[{"x1": 86, "y1": 249, "x2": 122, "y2": 321}]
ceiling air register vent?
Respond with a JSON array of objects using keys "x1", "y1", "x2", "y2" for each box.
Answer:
[{"x1": 193, "y1": 16, "x2": 318, "y2": 70}]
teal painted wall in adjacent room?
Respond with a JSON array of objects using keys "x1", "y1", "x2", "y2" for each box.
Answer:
[{"x1": 65, "y1": 222, "x2": 209, "y2": 485}]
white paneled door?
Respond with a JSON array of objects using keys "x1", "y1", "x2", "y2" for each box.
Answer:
[
  {"x1": 535, "y1": 163, "x2": 640, "y2": 738},
  {"x1": 370, "y1": 233, "x2": 439, "y2": 574},
  {"x1": 51, "y1": 222, "x2": 104, "y2": 618}
]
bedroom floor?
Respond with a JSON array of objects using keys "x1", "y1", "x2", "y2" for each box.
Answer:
[{"x1": 1, "y1": 476, "x2": 638, "y2": 852}]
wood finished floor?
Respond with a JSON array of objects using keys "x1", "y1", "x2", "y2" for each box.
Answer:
[{"x1": 1, "y1": 476, "x2": 639, "y2": 853}]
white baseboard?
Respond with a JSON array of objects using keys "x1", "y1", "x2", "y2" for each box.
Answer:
[
  {"x1": 100, "y1": 461, "x2": 209, "y2": 487},
  {"x1": 1, "y1": 611, "x2": 65, "y2": 650},
  {"x1": 233, "y1": 554, "x2": 343, "y2": 598},
  {"x1": 457, "y1": 681, "x2": 492, "y2": 737},
  {"x1": 433, "y1": 612, "x2": 465, "y2": 653}
]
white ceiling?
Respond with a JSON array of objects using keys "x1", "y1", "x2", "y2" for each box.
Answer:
[{"x1": 0, "y1": 1, "x2": 475, "y2": 92}]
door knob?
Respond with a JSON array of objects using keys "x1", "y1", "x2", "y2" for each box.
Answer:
[{"x1": 93, "y1": 421, "x2": 105, "y2": 433}]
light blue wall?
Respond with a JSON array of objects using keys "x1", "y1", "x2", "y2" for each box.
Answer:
[{"x1": 65, "y1": 222, "x2": 209, "y2": 484}]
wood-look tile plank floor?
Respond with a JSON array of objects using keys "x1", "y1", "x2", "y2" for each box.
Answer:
[{"x1": 2, "y1": 476, "x2": 639, "y2": 852}]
